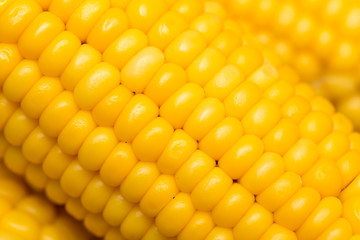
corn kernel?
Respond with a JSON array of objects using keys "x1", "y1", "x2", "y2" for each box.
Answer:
[
  {"x1": 175, "y1": 150, "x2": 215, "y2": 193},
  {"x1": 178, "y1": 211, "x2": 214, "y2": 240},
  {"x1": 120, "y1": 162, "x2": 159, "y2": 203},
  {"x1": 233, "y1": 203, "x2": 273, "y2": 240},
  {"x1": 156, "y1": 192, "x2": 195, "y2": 237},
  {"x1": 0, "y1": 0, "x2": 42, "y2": 43},
  {"x1": 100, "y1": 142, "x2": 137, "y2": 187}
]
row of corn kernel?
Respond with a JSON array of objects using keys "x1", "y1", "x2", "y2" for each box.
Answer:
[
  {"x1": 1, "y1": 129, "x2": 170, "y2": 239},
  {"x1": 3, "y1": 98, "x2": 360, "y2": 239},
  {"x1": 223, "y1": 0, "x2": 360, "y2": 131},
  {"x1": 0, "y1": 163, "x2": 93, "y2": 240},
  {"x1": 2, "y1": 0, "x2": 360, "y2": 238},
  {"x1": 246, "y1": 27, "x2": 360, "y2": 131},
  {"x1": 226, "y1": 0, "x2": 360, "y2": 72}
]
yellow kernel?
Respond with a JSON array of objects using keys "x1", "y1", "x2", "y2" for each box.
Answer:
[
  {"x1": 66, "y1": 0, "x2": 110, "y2": 42},
  {"x1": 219, "y1": 134, "x2": 264, "y2": 179},
  {"x1": 190, "y1": 13, "x2": 222, "y2": 42},
  {"x1": 144, "y1": 63, "x2": 187, "y2": 106},
  {"x1": 191, "y1": 167, "x2": 232, "y2": 211},
  {"x1": 74, "y1": 62, "x2": 121, "y2": 110},
  {"x1": 60, "y1": 160, "x2": 94, "y2": 198},
  {"x1": 81, "y1": 176, "x2": 114, "y2": 213},
  {"x1": 263, "y1": 118, "x2": 299, "y2": 155},
  {"x1": 212, "y1": 183, "x2": 254, "y2": 228},
  {"x1": 100, "y1": 142, "x2": 137, "y2": 187},
  {"x1": 165, "y1": 30, "x2": 207, "y2": 68},
  {"x1": 17, "y1": 195, "x2": 56, "y2": 224},
  {"x1": 157, "y1": 129, "x2": 198, "y2": 174},
  {"x1": 224, "y1": 81, "x2": 262, "y2": 120},
  {"x1": 22, "y1": 127, "x2": 54, "y2": 164},
  {"x1": 61, "y1": 44, "x2": 102, "y2": 91},
  {"x1": 296, "y1": 197, "x2": 342, "y2": 240},
  {"x1": 204, "y1": 64, "x2": 244, "y2": 101},
  {"x1": 121, "y1": 46, "x2": 164, "y2": 93},
  {"x1": 228, "y1": 45, "x2": 264, "y2": 76},
  {"x1": 263, "y1": 80, "x2": 294, "y2": 105},
  {"x1": 3, "y1": 60, "x2": 42, "y2": 103},
  {"x1": 184, "y1": 98, "x2": 225, "y2": 141},
  {"x1": 120, "y1": 206, "x2": 152, "y2": 239},
  {"x1": 87, "y1": 8, "x2": 128, "y2": 53},
  {"x1": 92, "y1": 85, "x2": 133, "y2": 127},
  {"x1": 210, "y1": 31, "x2": 241, "y2": 57},
  {"x1": 0, "y1": 0, "x2": 42, "y2": 43},
  {"x1": 311, "y1": 96, "x2": 335, "y2": 115},
  {"x1": 160, "y1": 83, "x2": 204, "y2": 129},
  {"x1": 48, "y1": 0, "x2": 84, "y2": 23},
  {"x1": 45, "y1": 180, "x2": 68, "y2": 205},
  {"x1": 246, "y1": 63, "x2": 278, "y2": 90},
  {"x1": 318, "y1": 131, "x2": 349, "y2": 160},
  {"x1": 132, "y1": 117, "x2": 173, "y2": 162},
  {"x1": 140, "y1": 174, "x2": 178, "y2": 217},
  {"x1": 120, "y1": 162, "x2": 159, "y2": 203},
  {"x1": 200, "y1": 117, "x2": 243, "y2": 160},
  {"x1": 233, "y1": 203, "x2": 273, "y2": 240},
  {"x1": 178, "y1": 211, "x2": 214, "y2": 240},
  {"x1": 78, "y1": 127, "x2": 118, "y2": 171},
  {"x1": 156, "y1": 192, "x2": 195, "y2": 237},
  {"x1": 189, "y1": 48, "x2": 227, "y2": 88},
  {"x1": 0, "y1": 94, "x2": 17, "y2": 130},
  {"x1": 25, "y1": 164, "x2": 48, "y2": 191},
  {"x1": 317, "y1": 218, "x2": 352, "y2": 240},
  {"x1": 337, "y1": 150, "x2": 360, "y2": 188},
  {"x1": 126, "y1": 0, "x2": 168, "y2": 33},
  {"x1": 39, "y1": 91, "x2": 79, "y2": 138},
  {"x1": 4, "y1": 146, "x2": 28, "y2": 175},
  {"x1": 103, "y1": 191, "x2": 134, "y2": 226},
  {"x1": 240, "y1": 152, "x2": 285, "y2": 195},
  {"x1": 148, "y1": 11, "x2": 188, "y2": 50},
  {"x1": 171, "y1": 0, "x2": 202, "y2": 22},
  {"x1": 274, "y1": 187, "x2": 321, "y2": 231},
  {"x1": 58, "y1": 111, "x2": 96, "y2": 155},
  {"x1": 21, "y1": 76, "x2": 63, "y2": 119},
  {"x1": 281, "y1": 95, "x2": 311, "y2": 123},
  {"x1": 18, "y1": 12, "x2": 65, "y2": 59},
  {"x1": 4, "y1": 109, "x2": 37, "y2": 146},
  {"x1": 0, "y1": 44, "x2": 22, "y2": 86},
  {"x1": 142, "y1": 225, "x2": 168, "y2": 240},
  {"x1": 42, "y1": 145, "x2": 73, "y2": 180},
  {"x1": 257, "y1": 171, "x2": 302, "y2": 212},
  {"x1": 1, "y1": 210, "x2": 40, "y2": 240},
  {"x1": 38, "y1": 31, "x2": 81, "y2": 77},
  {"x1": 205, "y1": 227, "x2": 233, "y2": 240},
  {"x1": 302, "y1": 158, "x2": 342, "y2": 197},
  {"x1": 84, "y1": 213, "x2": 110, "y2": 237},
  {"x1": 295, "y1": 82, "x2": 315, "y2": 100},
  {"x1": 103, "y1": 29, "x2": 148, "y2": 70},
  {"x1": 343, "y1": 196, "x2": 360, "y2": 234},
  {"x1": 175, "y1": 150, "x2": 215, "y2": 193},
  {"x1": 340, "y1": 175, "x2": 360, "y2": 202},
  {"x1": 114, "y1": 94, "x2": 159, "y2": 142},
  {"x1": 242, "y1": 99, "x2": 281, "y2": 138},
  {"x1": 260, "y1": 224, "x2": 297, "y2": 240},
  {"x1": 65, "y1": 198, "x2": 87, "y2": 221},
  {"x1": 299, "y1": 111, "x2": 333, "y2": 143}
]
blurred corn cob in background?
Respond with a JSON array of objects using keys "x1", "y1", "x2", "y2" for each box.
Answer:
[
  {"x1": 0, "y1": 163, "x2": 94, "y2": 240},
  {"x1": 2, "y1": 0, "x2": 360, "y2": 239},
  {"x1": 221, "y1": 0, "x2": 360, "y2": 129}
]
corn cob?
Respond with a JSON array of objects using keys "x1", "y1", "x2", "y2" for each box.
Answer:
[
  {"x1": 0, "y1": 163, "x2": 94, "y2": 240},
  {"x1": 221, "y1": 0, "x2": 360, "y2": 130},
  {"x1": 1, "y1": 0, "x2": 360, "y2": 239}
]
